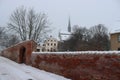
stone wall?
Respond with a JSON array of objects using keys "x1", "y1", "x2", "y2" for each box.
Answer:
[
  {"x1": 0, "y1": 40, "x2": 36, "y2": 64},
  {"x1": 31, "y1": 52, "x2": 120, "y2": 80}
]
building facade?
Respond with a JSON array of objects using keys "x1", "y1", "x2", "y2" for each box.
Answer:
[
  {"x1": 37, "y1": 36, "x2": 58, "y2": 52},
  {"x1": 110, "y1": 32, "x2": 120, "y2": 50}
]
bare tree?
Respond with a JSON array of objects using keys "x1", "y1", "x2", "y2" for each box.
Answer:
[
  {"x1": 0, "y1": 27, "x2": 5, "y2": 40},
  {"x1": 70, "y1": 26, "x2": 90, "y2": 51},
  {"x1": 89, "y1": 24, "x2": 108, "y2": 38},
  {"x1": 8, "y1": 6, "x2": 50, "y2": 43},
  {"x1": 89, "y1": 24, "x2": 110, "y2": 50},
  {"x1": 59, "y1": 25, "x2": 90, "y2": 51},
  {"x1": 0, "y1": 27, "x2": 6, "y2": 50},
  {"x1": 4, "y1": 35, "x2": 20, "y2": 47},
  {"x1": 0, "y1": 27, "x2": 20, "y2": 50},
  {"x1": 58, "y1": 24, "x2": 110, "y2": 51}
]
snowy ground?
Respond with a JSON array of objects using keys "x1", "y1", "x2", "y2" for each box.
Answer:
[{"x1": 0, "y1": 56, "x2": 70, "y2": 80}]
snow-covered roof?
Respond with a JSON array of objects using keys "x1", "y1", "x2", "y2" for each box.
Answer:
[
  {"x1": 59, "y1": 31, "x2": 72, "y2": 41},
  {"x1": 60, "y1": 31, "x2": 71, "y2": 35},
  {"x1": 60, "y1": 34, "x2": 70, "y2": 41},
  {"x1": 110, "y1": 29, "x2": 120, "y2": 34},
  {"x1": 45, "y1": 36, "x2": 57, "y2": 41}
]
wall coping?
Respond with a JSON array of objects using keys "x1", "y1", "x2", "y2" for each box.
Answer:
[{"x1": 32, "y1": 51, "x2": 120, "y2": 55}]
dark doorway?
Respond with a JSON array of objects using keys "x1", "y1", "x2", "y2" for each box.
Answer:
[
  {"x1": 19, "y1": 46, "x2": 26, "y2": 63},
  {"x1": 118, "y1": 48, "x2": 120, "y2": 51}
]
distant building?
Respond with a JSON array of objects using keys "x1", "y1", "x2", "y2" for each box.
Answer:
[
  {"x1": 37, "y1": 18, "x2": 72, "y2": 52},
  {"x1": 37, "y1": 36, "x2": 58, "y2": 52},
  {"x1": 36, "y1": 45, "x2": 43, "y2": 52},
  {"x1": 68, "y1": 17, "x2": 71, "y2": 33},
  {"x1": 59, "y1": 17, "x2": 72, "y2": 41},
  {"x1": 58, "y1": 17, "x2": 73, "y2": 51},
  {"x1": 110, "y1": 30, "x2": 120, "y2": 50}
]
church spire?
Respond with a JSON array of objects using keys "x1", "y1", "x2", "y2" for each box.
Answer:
[{"x1": 68, "y1": 17, "x2": 71, "y2": 32}]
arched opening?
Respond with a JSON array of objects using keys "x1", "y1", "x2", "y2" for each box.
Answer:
[
  {"x1": 19, "y1": 46, "x2": 26, "y2": 63},
  {"x1": 118, "y1": 48, "x2": 120, "y2": 51}
]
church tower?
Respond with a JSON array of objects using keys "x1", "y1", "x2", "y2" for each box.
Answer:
[{"x1": 68, "y1": 17, "x2": 71, "y2": 32}]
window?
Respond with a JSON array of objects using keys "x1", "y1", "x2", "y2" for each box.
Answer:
[
  {"x1": 118, "y1": 48, "x2": 120, "y2": 51},
  {"x1": 53, "y1": 49, "x2": 56, "y2": 51},
  {"x1": 37, "y1": 49, "x2": 40, "y2": 52},
  {"x1": 42, "y1": 49, "x2": 44, "y2": 51},
  {"x1": 48, "y1": 43, "x2": 49, "y2": 46},
  {"x1": 43, "y1": 44, "x2": 45, "y2": 46},
  {"x1": 51, "y1": 48, "x2": 53, "y2": 52},
  {"x1": 54, "y1": 43, "x2": 56, "y2": 46},
  {"x1": 48, "y1": 49, "x2": 49, "y2": 51},
  {"x1": 118, "y1": 35, "x2": 120, "y2": 42},
  {"x1": 51, "y1": 43, "x2": 53, "y2": 46}
]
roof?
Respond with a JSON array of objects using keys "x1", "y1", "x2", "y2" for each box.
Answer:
[
  {"x1": 44, "y1": 36, "x2": 58, "y2": 43},
  {"x1": 110, "y1": 29, "x2": 120, "y2": 34},
  {"x1": 59, "y1": 31, "x2": 72, "y2": 41}
]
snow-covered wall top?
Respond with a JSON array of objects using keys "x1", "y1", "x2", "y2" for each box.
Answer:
[
  {"x1": 31, "y1": 51, "x2": 120, "y2": 80},
  {"x1": 32, "y1": 51, "x2": 120, "y2": 55}
]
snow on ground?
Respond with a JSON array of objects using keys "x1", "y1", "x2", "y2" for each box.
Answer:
[
  {"x1": 0, "y1": 56, "x2": 70, "y2": 80},
  {"x1": 33, "y1": 51, "x2": 120, "y2": 54}
]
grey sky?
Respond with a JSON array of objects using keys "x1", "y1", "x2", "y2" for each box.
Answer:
[{"x1": 0, "y1": 0, "x2": 120, "y2": 38}]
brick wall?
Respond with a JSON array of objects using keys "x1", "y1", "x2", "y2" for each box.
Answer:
[
  {"x1": 31, "y1": 52, "x2": 120, "y2": 80},
  {"x1": 1, "y1": 40, "x2": 120, "y2": 80},
  {"x1": 0, "y1": 40, "x2": 36, "y2": 64}
]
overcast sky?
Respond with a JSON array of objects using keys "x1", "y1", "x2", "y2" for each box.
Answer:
[{"x1": 0, "y1": 0, "x2": 120, "y2": 38}]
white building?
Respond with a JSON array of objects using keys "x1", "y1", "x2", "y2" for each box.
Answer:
[
  {"x1": 37, "y1": 36, "x2": 58, "y2": 52},
  {"x1": 59, "y1": 17, "x2": 72, "y2": 41},
  {"x1": 36, "y1": 18, "x2": 72, "y2": 52}
]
